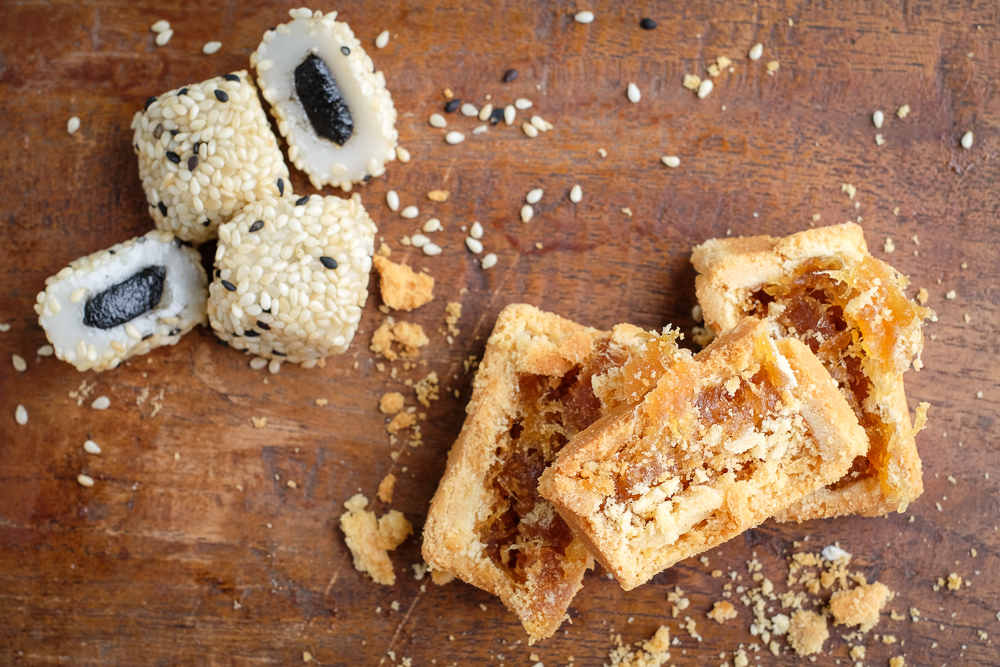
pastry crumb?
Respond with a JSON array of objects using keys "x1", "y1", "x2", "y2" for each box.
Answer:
[
  {"x1": 707, "y1": 600, "x2": 738, "y2": 623},
  {"x1": 373, "y1": 256, "x2": 435, "y2": 311},
  {"x1": 788, "y1": 610, "x2": 828, "y2": 656},
  {"x1": 251, "y1": 416, "x2": 267, "y2": 428},
  {"x1": 606, "y1": 626, "x2": 671, "y2": 667},
  {"x1": 387, "y1": 411, "x2": 417, "y2": 434},
  {"x1": 379, "y1": 392, "x2": 405, "y2": 415},
  {"x1": 339, "y1": 493, "x2": 412, "y2": 585},
  {"x1": 377, "y1": 474, "x2": 397, "y2": 503},
  {"x1": 371, "y1": 319, "x2": 430, "y2": 361},
  {"x1": 426, "y1": 189, "x2": 449, "y2": 202},
  {"x1": 830, "y1": 581, "x2": 893, "y2": 631}
]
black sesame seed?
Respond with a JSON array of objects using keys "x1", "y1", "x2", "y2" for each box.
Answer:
[
  {"x1": 214, "y1": 269, "x2": 220, "y2": 278},
  {"x1": 502, "y1": 68, "x2": 518, "y2": 83},
  {"x1": 640, "y1": 17, "x2": 657, "y2": 30},
  {"x1": 256, "y1": 321, "x2": 271, "y2": 330},
  {"x1": 142, "y1": 333, "x2": 153, "y2": 341},
  {"x1": 193, "y1": 141, "x2": 201, "y2": 155},
  {"x1": 179, "y1": 87, "x2": 189, "y2": 96},
  {"x1": 170, "y1": 129, "x2": 179, "y2": 136},
  {"x1": 249, "y1": 220, "x2": 264, "y2": 233},
  {"x1": 202, "y1": 220, "x2": 211, "y2": 227},
  {"x1": 221, "y1": 280, "x2": 236, "y2": 292},
  {"x1": 245, "y1": 330, "x2": 261, "y2": 337},
  {"x1": 165, "y1": 151, "x2": 181, "y2": 164},
  {"x1": 109, "y1": 250, "x2": 116, "y2": 255},
  {"x1": 153, "y1": 123, "x2": 164, "y2": 139},
  {"x1": 223, "y1": 73, "x2": 240, "y2": 82},
  {"x1": 444, "y1": 99, "x2": 461, "y2": 113},
  {"x1": 319, "y1": 256, "x2": 338, "y2": 270},
  {"x1": 217, "y1": 338, "x2": 229, "y2": 347},
  {"x1": 363, "y1": 174, "x2": 372, "y2": 182},
  {"x1": 277, "y1": 178, "x2": 284, "y2": 196},
  {"x1": 144, "y1": 96, "x2": 157, "y2": 111},
  {"x1": 340, "y1": 46, "x2": 350, "y2": 56},
  {"x1": 169, "y1": 328, "x2": 181, "y2": 337},
  {"x1": 273, "y1": 351, "x2": 286, "y2": 357},
  {"x1": 188, "y1": 155, "x2": 199, "y2": 170},
  {"x1": 295, "y1": 195, "x2": 309, "y2": 206},
  {"x1": 158, "y1": 202, "x2": 168, "y2": 216},
  {"x1": 489, "y1": 107, "x2": 505, "y2": 125},
  {"x1": 214, "y1": 89, "x2": 229, "y2": 102},
  {"x1": 262, "y1": 307, "x2": 271, "y2": 313}
]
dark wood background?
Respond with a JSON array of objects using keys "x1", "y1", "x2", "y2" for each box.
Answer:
[{"x1": 1, "y1": 1, "x2": 998, "y2": 665}]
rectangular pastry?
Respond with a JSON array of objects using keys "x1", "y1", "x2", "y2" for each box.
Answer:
[
  {"x1": 538, "y1": 318, "x2": 868, "y2": 591},
  {"x1": 421, "y1": 303, "x2": 689, "y2": 642},
  {"x1": 691, "y1": 223, "x2": 933, "y2": 520}
]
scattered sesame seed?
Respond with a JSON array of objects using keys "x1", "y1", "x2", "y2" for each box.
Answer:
[
  {"x1": 570, "y1": 184, "x2": 582, "y2": 203},
  {"x1": 202, "y1": 41, "x2": 222, "y2": 55},
  {"x1": 0, "y1": 323, "x2": 9, "y2": 332},
  {"x1": 530, "y1": 115, "x2": 549, "y2": 131},
  {"x1": 38, "y1": 345, "x2": 54, "y2": 357},
  {"x1": 503, "y1": 69, "x2": 518, "y2": 83},
  {"x1": 422, "y1": 242, "x2": 442, "y2": 256},
  {"x1": 155, "y1": 29, "x2": 173, "y2": 47},
  {"x1": 521, "y1": 122, "x2": 539, "y2": 138},
  {"x1": 766, "y1": 60, "x2": 780, "y2": 75},
  {"x1": 470, "y1": 222, "x2": 484, "y2": 239},
  {"x1": 749, "y1": 43, "x2": 763, "y2": 60},
  {"x1": 319, "y1": 256, "x2": 338, "y2": 270},
  {"x1": 627, "y1": 82, "x2": 641, "y2": 104},
  {"x1": 697, "y1": 79, "x2": 714, "y2": 99},
  {"x1": 386, "y1": 190, "x2": 400, "y2": 211},
  {"x1": 575, "y1": 11, "x2": 595, "y2": 24},
  {"x1": 661, "y1": 155, "x2": 681, "y2": 168},
  {"x1": 429, "y1": 113, "x2": 447, "y2": 128},
  {"x1": 15, "y1": 404, "x2": 28, "y2": 425},
  {"x1": 472, "y1": 124, "x2": 489, "y2": 135},
  {"x1": 526, "y1": 188, "x2": 544, "y2": 204},
  {"x1": 84, "y1": 440, "x2": 101, "y2": 455},
  {"x1": 598, "y1": 148, "x2": 607, "y2": 157},
  {"x1": 410, "y1": 234, "x2": 430, "y2": 248},
  {"x1": 444, "y1": 99, "x2": 461, "y2": 113},
  {"x1": 460, "y1": 103, "x2": 479, "y2": 117},
  {"x1": 396, "y1": 146, "x2": 411, "y2": 163},
  {"x1": 640, "y1": 18, "x2": 658, "y2": 30},
  {"x1": 478, "y1": 104, "x2": 494, "y2": 122},
  {"x1": 946, "y1": 290, "x2": 957, "y2": 300},
  {"x1": 520, "y1": 205, "x2": 534, "y2": 223},
  {"x1": 445, "y1": 131, "x2": 466, "y2": 145},
  {"x1": 873, "y1": 109, "x2": 885, "y2": 128},
  {"x1": 423, "y1": 218, "x2": 442, "y2": 233},
  {"x1": 12, "y1": 353, "x2": 26, "y2": 372},
  {"x1": 875, "y1": 133, "x2": 886, "y2": 146},
  {"x1": 77, "y1": 474, "x2": 95, "y2": 487},
  {"x1": 514, "y1": 98, "x2": 533, "y2": 110},
  {"x1": 977, "y1": 391, "x2": 984, "y2": 398},
  {"x1": 401, "y1": 206, "x2": 419, "y2": 219},
  {"x1": 481, "y1": 253, "x2": 498, "y2": 269},
  {"x1": 961, "y1": 131, "x2": 974, "y2": 149},
  {"x1": 92, "y1": 396, "x2": 111, "y2": 410},
  {"x1": 375, "y1": 30, "x2": 390, "y2": 49},
  {"x1": 465, "y1": 237, "x2": 484, "y2": 254},
  {"x1": 897, "y1": 104, "x2": 911, "y2": 119},
  {"x1": 67, "y1": 116, "x2": 81, "y2": 135},
  {"x1": 150, "y1": 20, "x2": 170, "y2": 33},
  {"x1": 503, "y1": 105, "x2": 516, "y2": 125}
]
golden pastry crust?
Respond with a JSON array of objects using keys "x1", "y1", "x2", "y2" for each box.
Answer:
[
  {"x1": 421, "y1": 303, "x2": 687, "y2": 642},
  {"x1": 539, "y1": 318, "x2": 868, "y2": 591},
  {"x1": 691, "y1": 223, "x2": 933, "y2": 520}
]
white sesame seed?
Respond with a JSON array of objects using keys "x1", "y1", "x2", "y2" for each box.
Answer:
[
  {"x1": 268, "y1": 358, "x2": 283, "y2": 375},
  {"x1": 697, "y1": 79, "x2": 714, "y2": 99},
  {"x1": 249, "y1": 357, "x2": 268, "y2": 370},
  {"x1": 961, "y1": 131, "x2": 974, "y2": 149},
  {"x1": 401, "y1": 206, "x2": 419, "y2": 219},
  {"x1": 386, "y1": 190, "x2": 400, "y2": 212},
  {"x1": 155, "y1": 29, "x2": 173, "y2": 47},
  {"x1": 67, "y1": 116, "x2": 81, "y2": 135},
  {"x1": 84, "y1": 440, "x2": 101, "y2": 455},
  {"x1": 423, "y1": 218, "x2": 442, "y2": 233},
  {"x1": 470, "y1": 221, "x2": 484, "y2": 239},
  {"x1": 202, "y1": 41, "x2": 222, "y2": 55},
  {"x1": 946, "y1": 290, "x2": 957, "y2": 300},
  {"x1": 445, "y1": 131, "x2": 466, "y2": 145},
  {"x1": 627, "y1": 82, "x2": 641, "y2": 104},
  {"x1": 375, "y1": 30, "x2": 390, "y2": 49},
  {"x1": 661, "y1": 155, "x2": 681, "y2": 168},
  {"x1": 570, "y1": 184, "x2": 582, "y2": 203},
  {"x1": 77, "y1": 474, "x2": 95, "y2": 487},
  {"x1": 526, "y1": 188, "x2": 544, "y2": 204},
  {"x1": 481, "y1": 253, "x2": 498, "y2": 270},
  {"x1": 514, "y1": 98, "x2": 533, "y2": 110},
  {"x1": 478, "y1": 104, "x2": 493, "y2": 122},
  {"x1": 37, "y1": 345, "x2": 54, "y2": 357},
  {"x1": 575, "y1": 11, "x2": 595, "y2": 24},
  {"x1": 465, "y1": 237, "x2": 484, "y2": 254},
  {"x1": 520, "y1": 205, "x2": 534, "y2": 223},
  {"x1": 70, "y1": 287, "x2": 87, "y2": 303},
  {"x1": 150, "y1": 20, "x2": 170, "y2": 33},
  {"x1": 460, "y1": 103, "x2": 479, "y2": 117},
  {"x1": 504, "y1": 105, "x2": 516, "y2": 125},
  {"x1": 12, "y1": 353, "x2": 26, "y2": 372},
  {"x1": 91, "y1": 396, "x2": 111, "y2": 410},
  {"x1": 422, "y1": 242, "x2": 442, "y2": 256},
  {"x1": 530, "y1": 115, "x2": 549, "y2": 132},
  {"x1": 521, "y1": 123, "x2": 539, "y2": 138},
  {"x1": 396, "y1": 146, "x2": 411, "y2": 163},
  {"x1": 411, "y1": 234, "x2": 430, "y2": 248},
  {"x1": 749, "y1": 43, "x2": 763, "y2": 61},
  {"x1": 873, "y1": 110, "x2": 884, "y2": 129},
  {"x1": 429, "y1": 113, "x2": 447, "y2": 128},
  {"x1": 15, "y1": 404, "x2": 28, "y2": 425},
  {"x1": 472, "y1": 124, "x2": 489, "y2": 135}
]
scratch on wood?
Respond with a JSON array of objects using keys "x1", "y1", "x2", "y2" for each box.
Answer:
[{"x1": 376, "y1": 588, "x2": 425, "y2": 667}]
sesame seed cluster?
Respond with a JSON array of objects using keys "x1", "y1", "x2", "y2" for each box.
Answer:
[
  {"x1": 208, "y1": 194, "x2": 376, "y2": 367},
  {"x1": 132, "y1": 71, "x2": 289, "y2": 245},
  {"x1": 34, "y1": 230, "x2": 208, "y2": 372}
]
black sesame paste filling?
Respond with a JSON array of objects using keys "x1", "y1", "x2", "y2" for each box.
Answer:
[
  {"x1": 83, "y1": 266, "x2": 166, "y2": 330},
  {"x1": 294, "y1": 53, "x2": 354, "y2": 146}
]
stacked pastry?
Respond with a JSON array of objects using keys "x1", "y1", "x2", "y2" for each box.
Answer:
[{"x1": 422, "y1": 223, "x2": 933, "y2": 643}]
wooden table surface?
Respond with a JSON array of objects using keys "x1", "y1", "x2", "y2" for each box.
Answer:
[{"x1": 2, "y1": 1, "x2": 998, "y2": 665}]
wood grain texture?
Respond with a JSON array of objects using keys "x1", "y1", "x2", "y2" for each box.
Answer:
[{"x1": 1, "y1": 1, "x2": 998, "y2": 665}]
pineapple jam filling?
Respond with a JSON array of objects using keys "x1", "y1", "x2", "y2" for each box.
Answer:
[{"x1": 480, "y1": 339, "x2": 626, "y2": 584}]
